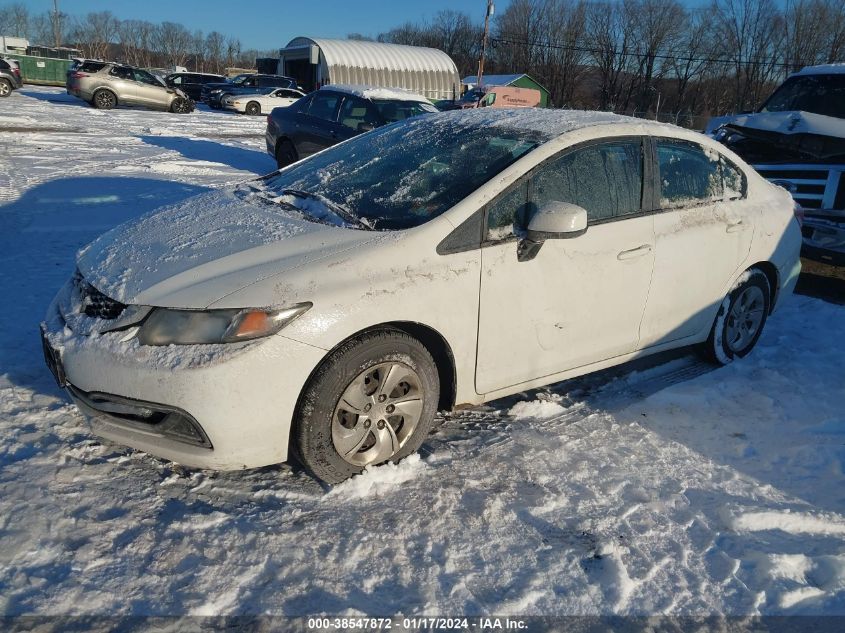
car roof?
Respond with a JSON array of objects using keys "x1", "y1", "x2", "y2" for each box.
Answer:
[
  {"x1": 321, "y1": 84, "x2": 429, "y2": 103},
  {"x1": 792, "y1": 64, "x2": 845, "y2": 77}
]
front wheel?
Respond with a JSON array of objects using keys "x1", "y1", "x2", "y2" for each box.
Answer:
[
  {"x1": 293, "y1": 330, "x2": 440, "y2": 484},
  {"x1": 702, "y1": 269, "x2": 770, "y2": 365},
  {"x1": 275, "y1": 139, "x2": 298, "y2": 169},
  {"x1": 170, "y1": 97, "x2": 193, "y2": 113}
]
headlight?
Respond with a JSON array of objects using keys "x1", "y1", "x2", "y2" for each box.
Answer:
[{"x1": 136, "y1": 303, "x2": 312, "y2": 346}]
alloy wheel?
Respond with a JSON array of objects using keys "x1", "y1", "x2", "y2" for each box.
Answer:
[
  {"x1": 331, "y1": 362, "x2": 424, "y2": 467},
  {"x1": 0, "y1": 81, "x2": 10, "y2": 97},
  {"x1": 725, "y1": 286, "x2": 765, "y2": 352}
]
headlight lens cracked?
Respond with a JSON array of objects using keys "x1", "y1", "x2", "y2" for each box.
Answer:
[{"x1": 136, "y1": 303, "x2": 312, "y2": 346}]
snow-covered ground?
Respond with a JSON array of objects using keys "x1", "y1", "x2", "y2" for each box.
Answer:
[{"x1": 2, "y1": 86, "x2": 845, "y2": 617}]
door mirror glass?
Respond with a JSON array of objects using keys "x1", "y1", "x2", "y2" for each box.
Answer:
[{"x1": 526, "y1": 201, "x2": 588, "y2": 242}]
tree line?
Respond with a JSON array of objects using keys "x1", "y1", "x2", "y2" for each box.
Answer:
[
  {"x1": 0, "y1": 3, "x2": 274, "y2": 73},
  {"x1": 374, "y1": 0, "x2": 845, "y2": 120},
  {"x1": 2, "y1": 0, "x2": 844, "y2": 120}
]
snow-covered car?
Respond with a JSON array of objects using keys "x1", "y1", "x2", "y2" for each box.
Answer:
[
  {"x1": 222, "y1": 87, "x2": 306, "y2": 115},
  {"x1": 266, "y1": 84, "x2": 439, "y2": 168},
  {"x1": 708, "y1": 64, "x2": 845, "y2": 265},
  {"x1": 41, "y1": 109, "x2": 802, "y2": 484}
]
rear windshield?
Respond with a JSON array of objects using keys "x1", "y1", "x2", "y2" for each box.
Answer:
[
  {"x1": 760, "y1": 74, "x2": 845, "y2": 119},
  {"x1": 260, "y1": 114, "x2": 544, "y2": 230},
  {"x1": 373, "y1": 99, "x2": 438, "y2": 122}
]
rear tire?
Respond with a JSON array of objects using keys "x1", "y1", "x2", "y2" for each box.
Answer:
[
  {"x1": 92, "y1": 89, "x2": 116, "y2": 109},
  {"x1": 245, "y1": 101, "x2": 261, "y2": 115},
  {"x1": 0, "y1": 79, "x2": 11, "y2": 97},
  {"x1": 292, "y1": 330, "x2": 440, "y2": 484},
  {"x1": 275, "y1": 139, "x2": 298, "y2": 169},
  {"x1": 701, "y1": 268, "x2": 770, "y2": 365}
]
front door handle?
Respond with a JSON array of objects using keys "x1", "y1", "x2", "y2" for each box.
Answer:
[{"x1": 617, "y1": 244, "x2": 653, "y2": 261}]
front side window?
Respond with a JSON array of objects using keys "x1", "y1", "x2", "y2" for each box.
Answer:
[
  {"x1": 486, "y1": 181, "x2": 529, "y2": 241},
  {"x1": 657, "y1": 140, "x2": 723, "y2": 206},
  {"x1": 109, "y1": 66, "x2": 133, "y2": 80},
  {"x1": 339, "y1": 96, "x2": 380, "y2": 131},
  {"x1": 721, "y1": 157, "x2": 746, "y2": 199},
  {"x1": 133, "y1": 69, "x2": 161, "y2": 86},
  {"x1": 533, "y1": 140, "x2": 644, "y2": 223},
  {"x1": 372, "y1": 100, "x2": 438, "y2": 123},
  {"x1": 169, "y1": 75, "x2": 182, "y2": 85},
  {"x1": 308, "y1": 92, "x2": 341, "y2": 121}
]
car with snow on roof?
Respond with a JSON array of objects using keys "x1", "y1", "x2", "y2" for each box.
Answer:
[
  {"x1": 265, "y1": 84, "x2": 439, "y2": 168},
  {"x1": 42, "y1": 109, "x2": 802, "y2": 484}
]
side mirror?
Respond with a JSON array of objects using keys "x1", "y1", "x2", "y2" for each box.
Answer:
[
  {"x1": 526, "y1": 201, "x2": 588, "y2": 241},
  {"x1": 518, "y1": 201, "x2": 587, "y2": 262}
]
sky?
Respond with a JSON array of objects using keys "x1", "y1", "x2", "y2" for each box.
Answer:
[{"x1": 16, "y1": 0, "x2": 508, "y2": 51}]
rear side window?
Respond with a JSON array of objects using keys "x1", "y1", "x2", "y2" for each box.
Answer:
[
  {"x1": 339, "y1": 96, "x2": 380, "y2": 131},
  {"x1": 81, "y1": 61, "x2": 106, "y2": 73},
  {"x1": 657, "y1": 140, "x2": 723, "y2": 206},
  {"x1": 308, "y1": 92, "x2": 341, "y2": 121},
  {"x1": 109, "y1": 66, "x2": 134, "y2": 80},
  {"x1": 532, "y1": 140, "x2": 644, "y2": 223}
]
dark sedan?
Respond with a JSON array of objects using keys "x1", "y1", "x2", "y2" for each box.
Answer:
[
  {"x1": 265, "y1": 85, "x2": 438, "y2": 168},
  {"x1": 164, "y1": 72, "x2": 225, "y2": 102}
]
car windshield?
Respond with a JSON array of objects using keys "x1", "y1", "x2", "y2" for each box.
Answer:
[
  {"x1": 259, "y1": 114, "x2": 544, "y2": 230},
  {"x1": 760, "y1": 74, "x2": 845, "y2": 119},
  {"x1": 373, "y1": 99, "x2": 438, "y2": 122},
  {"x1": 230, "y1": 74, "x2": 250, "y2": 85}
]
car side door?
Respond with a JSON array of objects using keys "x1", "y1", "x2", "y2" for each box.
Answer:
[
  {"x1": 475, "y1": 137, "x2": 656, "y2": 395},
  {"x1": 637, "y1": 138, "x2": 754, "y2": 347},
  {"x1": 132, "y1": 69, "x2": 168, "y2": 107},
  {"x1": 337, "y1": 95, "x2": 382, "y2": 142},
  {"x1": 106, "y1": 66, "x2": 138, "y2": 104},
  {"x1": 296, "y1": 91, "x2": 345, "y2": 157}
]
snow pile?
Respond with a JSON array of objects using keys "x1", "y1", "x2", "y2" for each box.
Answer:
[
  {"x1": 326, "y1": 453, "x2": 427, "y2": 501},
  {"x1": 508, "y1": 399, "x2": 567, "y2": 420}
]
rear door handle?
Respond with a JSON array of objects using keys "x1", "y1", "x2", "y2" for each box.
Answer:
[{"x1": 617, "y1": 244, "x2": 653, "y2": 260}]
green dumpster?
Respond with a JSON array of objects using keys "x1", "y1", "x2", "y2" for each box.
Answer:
[{"x1": 6, "y1": 54, "x2": 73, "y2": 86}]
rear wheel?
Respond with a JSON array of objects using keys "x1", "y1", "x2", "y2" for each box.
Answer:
[
  {"x1": 702, "y1": 269, "x2": 770, "y2": 365},
  {"x1": 0, "y1": 79, "x2": 11, "y2": 97},
  {"x1": 292, "y1": 330, "x2": 440, "y2": 484},
  {"x1": 275, "y1": 139, "x2": 298, "y2": 169},
  {"x1": 93, "y1": 89, "x2": 116, "y2": 109},
  {"x1": 245, "y1": 101, "x2": 261, "y2": 115}
]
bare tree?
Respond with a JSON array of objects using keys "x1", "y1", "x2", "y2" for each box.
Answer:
[{"x1": 587, "y1": 2, "x2": 636, "y2": 111}]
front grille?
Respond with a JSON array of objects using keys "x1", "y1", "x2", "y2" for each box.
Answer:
[
  {"x1": 74, "y1": 271, "x2": 126, "y2": 320},
  {"x1": 756, "y1": 164, "x2": 845, "y2": 212}
]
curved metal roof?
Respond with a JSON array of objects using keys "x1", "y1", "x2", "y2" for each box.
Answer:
[{"x1": 287, "y1": 37, "x2": 459, "y2": 76}]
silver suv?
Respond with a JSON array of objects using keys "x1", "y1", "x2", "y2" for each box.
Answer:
[{"x1": 67, "y1": 63, "x2": 194, "y2": 113}]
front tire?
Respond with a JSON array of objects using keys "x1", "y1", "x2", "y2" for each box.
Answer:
[
  {"x1": 702, "y1": 268, "x2": 770, "y2": 365},
  {"x1": 275, "y1": 139, "x2": 298, "y2": 169},
  {"x1": 245, "y1": 101, "x2": 261, "y2": 115},
  {"x1": 170, "y1": 97, "x2": 192, "y2": 113},
  {"x1": 293, "y1": 330, "x2": 440, "y2": 484},
  {"x1": 92, "y1": 89, "x2": 116, "y2": 109}
]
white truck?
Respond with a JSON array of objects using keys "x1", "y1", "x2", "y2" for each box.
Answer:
[{"x1": 708, "y1": 64, "x2": 845, "y2": 265}]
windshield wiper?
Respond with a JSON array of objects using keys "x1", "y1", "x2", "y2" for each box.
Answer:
[{"x1": 280, "y1": 189, "x2": 373, "y2": 230}]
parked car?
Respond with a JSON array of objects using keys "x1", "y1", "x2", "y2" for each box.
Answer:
[
  {"x1": 708, "y1": 64, "x2": 845, "y2": 266},
  {"x1": 164, "y1": 72, "x2": 225, "y2": 102},
  {"x1": 201, "y1": 73, "x2": 297, "y2": 109},
  {"x1": 266, "y1": 84, "x2": 438, "y2": 168},
  {"x1": 222, "y1": 87, "x2": 305, "y2": 115},
  {"x1": 440, "y1": 85, "x2": 541, "y2": 110},
  {"x1": 42, "y1": 109, "x2": 802, "y2": 484},
  {"x1": 0, "y1": 57, "x2": 22, "y2": 96},
  {"x1": 67, "y1": 62, "x2": 194, "y2": 113}
]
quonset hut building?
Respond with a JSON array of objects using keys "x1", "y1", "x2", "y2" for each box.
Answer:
[{"x1": 276, "y1": 37, "x2": 461, "y2": 101}]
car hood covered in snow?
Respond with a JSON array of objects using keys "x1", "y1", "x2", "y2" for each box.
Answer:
[{"x1": 76, "y1": 188, "x2": 375, "y2": 308}]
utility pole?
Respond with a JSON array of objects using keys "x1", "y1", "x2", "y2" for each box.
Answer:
[
  {"x1": 476, "y1": 0, "x2": 495, "y2": 86},
  {"x1": 52, "y1": 0, "x2": 62, "y2": 48}
]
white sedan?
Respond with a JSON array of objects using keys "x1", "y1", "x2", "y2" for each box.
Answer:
[
  {"x1": 222, "y1": 87, "x2": 306, "y2": 115},
  {"x1": 42, "y1": 109, "x2": 802, "y2": 483}
]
